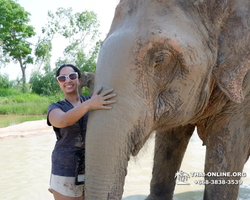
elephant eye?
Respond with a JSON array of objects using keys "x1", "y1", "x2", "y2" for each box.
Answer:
[
  {"x1": 155, "y1": 55, "x2": 165, "y2": 65},
  {"x1": 153, "y1": 50, "x2": 174, "y2": 68}
]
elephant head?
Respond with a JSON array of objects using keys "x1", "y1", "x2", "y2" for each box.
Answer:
[{"x1": 85, "y1": 0, "x2": 250, "y2": 199}]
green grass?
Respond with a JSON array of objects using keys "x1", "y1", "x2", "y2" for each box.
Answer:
[
  {"x1": 0, "y1": 115, "x2": 46, "y2": 128},
  {"x1": 0, "y1": 88, "x2": 63, "y2": 115},
  {"x1": 0, "y1": 101, "x2": 52, "y2": 115},
  {"x1": 0, "y1": 88, "x2": 63, "y2": 127}
]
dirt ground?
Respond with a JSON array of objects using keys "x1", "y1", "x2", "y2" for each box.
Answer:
[{"x1": 0, "y1": 120, "x2": 53, "y2": 140}]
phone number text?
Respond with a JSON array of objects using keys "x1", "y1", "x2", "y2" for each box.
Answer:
[{"x1": 194, "y1": 180, "x2": 243, "y2": 185}]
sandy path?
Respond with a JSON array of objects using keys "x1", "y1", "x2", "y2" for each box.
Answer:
[{"x1": 0, "y1": 120, "x2": 53, "y2": 139}]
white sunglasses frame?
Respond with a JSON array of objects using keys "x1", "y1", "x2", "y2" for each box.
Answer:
[{"x1": 56, "y1": 72, "x2": 78, "y2": 82}]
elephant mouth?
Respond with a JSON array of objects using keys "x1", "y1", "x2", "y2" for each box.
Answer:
[
  {"x1": 155, "y1": 96, "x2": 171, "y2": 120},
  {"x1": 154, "y1": 89, "x2": 183, "y2": 122}
]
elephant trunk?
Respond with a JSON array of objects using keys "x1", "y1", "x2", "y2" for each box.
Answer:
[{"x1": 85, "y1": 99, "x2": 134, "y2": 199}]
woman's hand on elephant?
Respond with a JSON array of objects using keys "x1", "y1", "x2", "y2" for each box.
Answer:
[{"x1": 88, "y1": 87, "x2": 117, "y2": 110}]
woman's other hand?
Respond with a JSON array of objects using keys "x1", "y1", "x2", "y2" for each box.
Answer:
[{"x1": 87, "y1": 87, "x2": 117, "y2": 110}]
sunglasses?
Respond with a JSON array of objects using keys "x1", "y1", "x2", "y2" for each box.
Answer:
[{"x1": 57, "y1": 72, "x2": 78, "y2": 83}]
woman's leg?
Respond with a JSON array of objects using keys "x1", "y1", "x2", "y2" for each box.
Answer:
[{"x1": 51, "y1": 189, "x2": 84, "y2": 200}]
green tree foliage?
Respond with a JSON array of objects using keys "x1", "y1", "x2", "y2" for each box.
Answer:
[
  {"x1": 29, "y1": 65, "x2": 60, "y2": 95},
  {"x1": 34, "y1": 37, "x2": 52, "y2": 70},
  {"x1": 0, "y1": 73, "x2": 14, "y2": 88},
  {"x1": 0, "y1": 0, "x2": 35, "y2": 91},
  {"x1": 0, "y1": 43, "x2": 10, "y2": 67},
  {"x1": 38, "y1": 7, "x2": 101, "y2": 72},
  {"x1": 31, "y1": 7, "x2": 102, "y2": 96}
]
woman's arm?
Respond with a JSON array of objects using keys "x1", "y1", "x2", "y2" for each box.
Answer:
[{"x1": 48, "y1": 88, "x2": 116, "y2": 128}]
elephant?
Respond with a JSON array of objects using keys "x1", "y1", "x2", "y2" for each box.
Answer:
[{"x1": 84, "y1": 0, "x2": 250, "y2": 199}]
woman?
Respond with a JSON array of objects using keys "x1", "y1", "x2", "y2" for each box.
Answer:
[{"x1": 47, "y1": 64, "x2": 116, "y2": 200}]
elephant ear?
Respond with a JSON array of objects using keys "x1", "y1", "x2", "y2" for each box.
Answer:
[
  {"x1": 213, "y1": 61, "x2": 250, "y2": 104},
  {"x1": 213, "y1": 3, "x2": 250, "y2": 104}
]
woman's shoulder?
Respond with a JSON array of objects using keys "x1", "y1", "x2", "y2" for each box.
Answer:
[
  {"x1": 47, "y1": 99, "x2": 70, "y2": 113},
  {"x1": 80, "y1": 95, "x2": 91, "y2": 101},
  {"x1": 48, "y1": 99, "x2": 66, "y2": 108}
]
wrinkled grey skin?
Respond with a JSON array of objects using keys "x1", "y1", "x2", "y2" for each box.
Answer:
[{"x1": 85, "y1": 0, "x2": 250, "y2": 200}]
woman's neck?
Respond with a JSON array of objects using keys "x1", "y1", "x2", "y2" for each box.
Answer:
[{"x1": 64, "y1": 93, "x2": 80, "y2": 105}]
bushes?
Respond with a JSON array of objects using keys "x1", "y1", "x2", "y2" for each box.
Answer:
[
  {"x1": 29, "y1": 68, "x2": 61, "y2": 95},
  {"x1": 0, "y1": 88, "x2": 17, "y2": 96}
]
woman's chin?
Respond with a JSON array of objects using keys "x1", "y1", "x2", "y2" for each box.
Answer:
[{"x1": 64, "y1": 88, "x2": 77, "y2": 94}]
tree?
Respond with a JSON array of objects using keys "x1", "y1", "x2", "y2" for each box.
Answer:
[
  {"x1": 37, "y1": 7, "x2": 101, "y2": 72},
  {"x1": 0, "y1": 43, "x2": 10, "y2": 67},
  {"x1": 34, "y1": 37, "x2": 52, "y2": 71},
  {"x1": 30, "y1": 7, "x2": 102, "y2": 96},
  {"x1": 0, "y1": 0, "x2": 35, "y2": 91}
]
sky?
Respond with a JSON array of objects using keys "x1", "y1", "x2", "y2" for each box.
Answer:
[{"x1": 0, "y1": 0, "x2": 120, "y2": 80}]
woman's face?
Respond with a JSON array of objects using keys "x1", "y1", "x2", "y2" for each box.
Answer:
[{"x1": 57, "y1": 66, "x2": 80, "y2": 95}]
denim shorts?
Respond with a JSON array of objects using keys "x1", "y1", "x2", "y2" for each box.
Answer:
[{"x1": 49, "y1": 174, "x2": 84, "y2": 197}]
